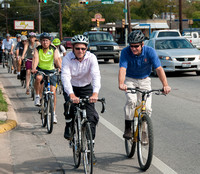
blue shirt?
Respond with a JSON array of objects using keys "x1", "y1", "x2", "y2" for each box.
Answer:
[{"x1": 119, "y1": 45, "x2": 161, "y2": 79}]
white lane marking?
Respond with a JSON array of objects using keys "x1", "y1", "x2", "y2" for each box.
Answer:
[{"x1": 99, "y1": 116, "x2": 178, "y2": 174}]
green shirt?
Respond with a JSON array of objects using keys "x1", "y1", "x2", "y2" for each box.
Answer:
[{"x1": 37, "y1": 45, "x2": 56, "y2": 70}]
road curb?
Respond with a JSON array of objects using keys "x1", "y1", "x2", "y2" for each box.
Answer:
[{"x1": 0, "y1": 82, "x2": 18, "y2": 134}]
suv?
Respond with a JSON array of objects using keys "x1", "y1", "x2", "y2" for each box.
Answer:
[{"x1": 83, "y1": 31, "x2": 120, "y2": 63}]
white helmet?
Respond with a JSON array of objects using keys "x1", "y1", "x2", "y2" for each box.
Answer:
[
  {"x1": 71, "y1": 35, "x2": 89, "y2": 45},
  {"x1": 21, "y1": 35, "x2": 27, "y2": 41}
]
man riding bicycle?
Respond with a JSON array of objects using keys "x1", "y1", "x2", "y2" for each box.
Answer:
[
  {"x1": 61, "y1": 35, "x2": 101, "y2": 163},
  {"x1": 16, "y1": 35, "x2": 27, "y2": 79},
  {"x1": 118, "y1": 30, "x2": 171, "y2": 139},
  {"x1": 2, "y1": 34, "x2": 14, "y2": 67},
  {"x1": 32, "y1": 32, "x2": 61, "y2": 124},
  {"x1": 13, "y1": 34, "x2": 21, "y2": 74},
  {"x1": 52, "y1": 38, "x2": 66, "y2": 60}
]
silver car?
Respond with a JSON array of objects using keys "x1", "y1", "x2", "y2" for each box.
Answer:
[{"x1": 146, "y1": 37, "x2": 200, "y2": 76}]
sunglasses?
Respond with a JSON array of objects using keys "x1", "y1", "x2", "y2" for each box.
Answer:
[
  {"x1": 130, "y1": 44, "x2": 141, "y2": 48},
  {"x1": 74, "y1": 47, "x2": 87, "y2": 51}
]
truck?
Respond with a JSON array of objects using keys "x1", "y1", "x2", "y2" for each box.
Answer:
[{"x1": 182, "y1": 32, "x2": 200, "y2": 49}]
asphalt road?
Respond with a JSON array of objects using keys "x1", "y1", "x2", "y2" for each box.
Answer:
[{"x1": 0, "y1": 61, "x2": 200, "y2": 174}]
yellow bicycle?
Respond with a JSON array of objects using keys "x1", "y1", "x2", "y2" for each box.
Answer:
[{"x1": 125, "y1": 87, "x2": 165, "y2": 171}]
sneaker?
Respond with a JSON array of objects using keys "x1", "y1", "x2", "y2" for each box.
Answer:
[
  {"x1": 64, "y1": 122, "x2": 73, "y2": 140},
  {"x1": 123, "y1": 128, "x2": 132, "y2": 139},
  {"x1": 17, "y1": 74, "x2": 21, "y2": 79},
  {"x1": 34, "y1": 96, "x2": 41, "y2": 106},
  {"x1": 141, "y1": 131, "x2": 148, "y2": 145},
  {"x1": 53, "y1": 114, "x2": 57, "y2": 124}
]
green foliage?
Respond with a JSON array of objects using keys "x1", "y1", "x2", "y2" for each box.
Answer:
[{"x1": 0, "y1": 89, "x2": 8, "y2": 112}]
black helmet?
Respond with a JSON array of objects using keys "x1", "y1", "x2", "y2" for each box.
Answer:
[
  {"x1": 128, "y1": 30, "x2": 145, "y2": 44},
  {"x1": 40, "y1": 32, "x2": 51, "y2": 40}
]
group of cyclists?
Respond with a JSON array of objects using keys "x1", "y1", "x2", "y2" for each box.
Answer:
[{"x1": 0, "y1": 30, "x2": 171, "y2": 166}]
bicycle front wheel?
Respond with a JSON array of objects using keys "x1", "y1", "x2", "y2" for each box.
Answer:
[
  {"x1": 40, "y1": 95, "x2": 47, "y2": 127},
  {"x1": 72, "y1": 119, "x2": 81, "y2": 168},
  {"x1": 46, "y1": 95, "x2": 54, "y2": 134},
  {"x1": 137, "y1": 114, "x2": 154, "y2": 171},
  {"x1": 82, "y1": 122, "x2": 93, "y2": 174}
]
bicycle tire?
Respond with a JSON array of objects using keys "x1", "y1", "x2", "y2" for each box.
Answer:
[
  {"x1": 21, "y1": 80, "x2": 24, "y2": 87},
  {"x1": 82, "y1": 122, "x2": 93, "y2": 174},
  {"x1": 137, "y1": 114, "x2": 154, "y2": 171},
  {"x1": 72, "y1": 119, "x2": 81, "y2": 168},
  {"x1": 46, "y1": 95, "x2": 54, "y2": 134},
  {"x1": 2, "y1": 56, "x2": 5, "y2": 68},
  {"x1": 58, "y1": 82, "x2": 62, "y2": 95},
  {"x1": 40, "y1": 95, "x2": 47, "y2": 127}
]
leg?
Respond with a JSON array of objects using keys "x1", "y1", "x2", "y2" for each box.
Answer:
[
  {"x1": 26, "y1": 69, "x2": 31, "y2": 94},
  {"x1": 34, "y1": 74, "x2": 43, "y2": 106},
  {"x1": 17, "y1": 57, "x2": 22, "y2": 78}
]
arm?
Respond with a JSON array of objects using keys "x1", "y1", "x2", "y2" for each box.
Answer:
[
  {"x1": 32, "y1": 48, "x2": 39, "y2": 73},
  {"x1": 21, "y1": 42, "x2": 28, "y2": 60},
  {"x1": 54, "y1": 49, "x2": 61, "y2": 69},
  {"x1": 156, "y1": 66, "x2": 171, "y2": 94},
  {"x1": 10, "y1": 40, "x2": 14, "y2": 54},
  {"x1": 118, "y1": 67, "x2": 127, "y2": 91}
]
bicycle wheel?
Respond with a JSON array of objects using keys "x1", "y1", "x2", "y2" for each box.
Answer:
[
  {"x1": 137, "y1": 114, "x2": 154, "y2": 171},
  {"x1": 46, "y1": 95, "x2": 54, "y2": 134},
  {"x1": 40, "y1": 95, "x2": 47, "y2": 127},
  {"x1": 82, "y1": 122, "x2": 93, "y2": 174},
  {"x1": 2, "y1": 56, "x2": 5, "y2": 68},
  {"x1": 72, "y1": 119, "x2": 81, "y2": 168},
  {"x1": 58, "y1": 81, "x2": 62, "y2": 95},
  {"x1": 21, "y1": 79, "x2": 24, "y2": 87},
  {"x1": 30, "y1": 77, "x2": 35, "y2": 100}
]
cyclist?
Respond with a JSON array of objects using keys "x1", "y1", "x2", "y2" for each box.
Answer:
[
  {"x1": 32, "y1": 32, "x2": 61, "y2": 124},
  {"x1": 52, "y1": 38, "x2": 66, "y2": 60},
  {"x1": 13, "y1": 34, "x2": 21, "y2": 74},
  {"x1": 15, "y1": 35, "x2": 28, "y2": 79},
  {"x1": 21, "y1": 32, "x2": 40, "y2": 95},
  {"x1": 0, "y1": 37, "x2": 3, "y2": 64},
  {"x1": 118, "y1": 30, "x2": 171, "y2": 139},
  {"x1": 2, "y1": 34, "x2": 14, "y2": 68},
  {"x1": 61, "y1": 35, "x2": 101, "y2": 162}
]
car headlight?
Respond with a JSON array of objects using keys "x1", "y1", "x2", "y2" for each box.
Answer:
[
  {"x1": 159, "y1": 56, "x2": 172, "y2": 60},
  {"x1": 89, "y1": 46, "x2": 97, "y2": 51},
  {"x1": 114, "y1": 45, "x2": 120, "y2": 50}
]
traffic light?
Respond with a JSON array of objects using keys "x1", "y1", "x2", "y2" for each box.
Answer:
[
  {"x1": 96, "y1": 19, "x2": 99, "y2": 27},
  {"x1": 79, "y1": 0, "x2": 89, "y2": 4},
  {"x1": 122, "y1": 19, "x2": 125, "y2": 28},
  {"x1": 38, "y1": 0, "x2": 47, "y2": 3}
]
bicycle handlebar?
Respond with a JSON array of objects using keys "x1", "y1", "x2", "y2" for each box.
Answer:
[
  {"x1": 37, "y1": 70, "x2": 57, "y2": 77},
  {"x1": 69, "y1": 97, "x2": 106, "y2": 114},
  {"x1": 127, "y1": 87, "x2": 165, "y2": 96}
]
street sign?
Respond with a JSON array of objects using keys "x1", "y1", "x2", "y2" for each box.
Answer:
[
  {"x1": 123, "y1": 8, "x2": 127, "y2": 13},
  {"x1": 101, "y1": 0, "x2": 114, "y2": 4}
]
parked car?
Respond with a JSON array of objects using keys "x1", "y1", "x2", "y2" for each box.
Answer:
[
  {"x1": 61, "y1": 37, "x2": 72, "y2": 49},
  {"x1": 83, "y1": 31, "x2": 120, "y2": 63},
  {"x1": 145, "y1": 37, "x2": 200, "y2": 76},
  {"x1": 150, "y1": 30, "x2": 181, "y2": 39},
  {"x1": 182, "y1": 32, "x2": 200, "y2": 49}
]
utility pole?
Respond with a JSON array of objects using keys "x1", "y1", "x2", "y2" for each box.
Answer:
[
  {"x1": 179, "y1": 0, "x2": 182, "y2": 34},
  {"x1": 38, "y1": 2, "x2": 41, "y2": 33},
  {"x1": 59, "y1": 0, "x2": 63, "y2": 40},
  {"x1": 127, "y1": 0, "x2": 131, "y2": 34},
  {"x1": 124, "y1": 0, "x2": 128, "y2": 46}
]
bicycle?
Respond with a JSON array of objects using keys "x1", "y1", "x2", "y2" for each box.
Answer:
[
  {"x1": 38, "y1": 71, "x2": 57, "y2": 134},
  {"x1": 4, "y1": 49, "x2": 12, "y2": 73},
  {"x1": 125, "y1": 87, "x2": 165, "y2": 171},
  {"x1": 67, "y1": 97, "x2": 105, "y2": 174},
  {"x1": 56, "y1": 69, "x2": 62, "y2": 95}
]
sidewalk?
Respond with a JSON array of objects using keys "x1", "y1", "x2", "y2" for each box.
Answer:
[{"x1": 0, "y1": 82, "x2": 17, "y2": 133}]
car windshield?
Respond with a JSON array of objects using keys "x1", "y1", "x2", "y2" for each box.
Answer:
[
  {"x1": 155, "y1": 39, "x2": 194, "y2": 49},
  {"x1": 88, "y1": 33, "x2": 114, "y2": 42},
  {"x1": 157, "y1": 32, "x2": 180, "y2": 37}
]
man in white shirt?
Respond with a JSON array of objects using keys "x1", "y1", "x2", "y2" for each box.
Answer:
[
  {"x1": 2, "y1": 33, "x2": 14, "y2": 54},
  {"x1": 61, "y1": 35, "x2": 101, "y2": 163}
]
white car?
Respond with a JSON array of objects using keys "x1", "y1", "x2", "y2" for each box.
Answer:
[{"x1": 146, "y1": 37, "x2": 200, "y2": 76}]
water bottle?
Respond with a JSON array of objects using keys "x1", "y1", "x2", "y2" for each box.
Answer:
[
  {"x1": 134, "y1": 117, "x2": 138, "y2": 132},
  {"x1": 47, "y1": 82, "x2": 50, "y2": 91}
]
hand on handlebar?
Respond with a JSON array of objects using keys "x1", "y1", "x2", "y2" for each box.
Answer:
[
  {"x1": 163, "y1": 85, "x2": 171, "y2": 95},
  {"x1": 89, "y1": 93, "x2": 98, "y2": 103},
  {"x1": 31, "y1": 69, "x2": 38, "y2": 74},
  {"x1": 119, "y1": 83, "x2": 127, "y2": 91},
  {"x1": 69, "y1": 93, "x2": 80, "y2": 104}
]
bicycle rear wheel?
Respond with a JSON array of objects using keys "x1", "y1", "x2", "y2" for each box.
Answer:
[
  {"x1": 2, "y1": 56, "x2": 5, "y2": 68},
  {"x1": 40, "y1": 95, "x2": 47, "y2": 127},
  {"x1": 46, "y1": 95, "x2": 54, "y2": 134},
  {"x1": 72, "y1": 119, "x2": 81, "y2": 168},
  {"x1": 82, "y1": 122, "x2": 93, "y2": 174},
  {"x1": 137, "y1": 114, "x2": 154, "y2": 171}
]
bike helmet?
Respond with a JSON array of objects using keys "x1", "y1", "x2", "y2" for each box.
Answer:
[
  {"x1": 40, "y1": 32, "x2": 51, "y2": 40},
  {"x1": 6, "y1": 33, "x2": 10, "y2": 37},
  {"x1": 128, "y1": 30, "x2": 145, "y2": 44},
  {"x1": 16, "y1": 34, "x2": 21, "y2": 38},
  {"x1": 21, "y1": 35, "x2": 27, "y2": 41},
  {"x1": 71, "y1": 35, "x2": 89, "y2": 45},
  {"x1": 29, "y1": 32, "x2": 36, "y2": 37},
  {"x1": 53, "y1": 38, "x2": 61, "y2": 46}
]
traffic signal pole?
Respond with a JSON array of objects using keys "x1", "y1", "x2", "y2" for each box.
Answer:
[
  {"x1": 38, "y1": 2, "x2": 41, "y2": 33},
  {"x1": 59, "y1": 0, "x2": 63, "y2": 40}
]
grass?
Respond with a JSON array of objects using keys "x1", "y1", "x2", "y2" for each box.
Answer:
[
  {"x1": 0, "y1": 120, "x2": 5, "y2": 124},
  {"x1": 0, "y1": 89, "x2": 8, "y2": 112}
]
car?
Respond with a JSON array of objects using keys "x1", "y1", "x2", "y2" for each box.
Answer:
[
  {"x1": 83, "y1": 31, "x2": 120, "y2": 63},
  {"x1": 145, "y1": 37, "x2": 200, "y2": 76},
  {"x1": 150, "y1": 30, "x2": 181, "y2": 39},
  {"x1": 61, "y1": 37, "x2": 72, "y2": 49}
]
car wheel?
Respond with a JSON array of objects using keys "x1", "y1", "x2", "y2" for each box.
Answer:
[
  {"x1": 114, "y1": 58, "x2": 119, "y2": 63},
  {"x1": 196, "y1": 71, "x2": 200, "y2": 76}
]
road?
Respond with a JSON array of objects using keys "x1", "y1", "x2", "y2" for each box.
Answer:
[{"x1": 0, "y1": 61, "x2": 200, "y2": 174}]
